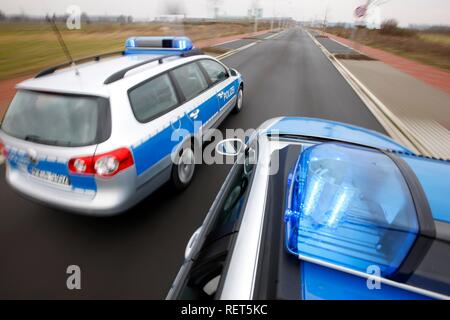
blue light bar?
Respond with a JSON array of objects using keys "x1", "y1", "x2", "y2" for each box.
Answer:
[
  {"x1": 285, "y1": 143, "x2": 419, "y2": 277},
  {"x1": 124, "y1": 36, "x2": 194, "y2": 54}
]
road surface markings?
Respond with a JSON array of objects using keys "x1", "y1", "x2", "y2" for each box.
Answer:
[
  {"x1": 216, "y1": 42, "x2": 258, "y2": 60},
  {"x1": 216, "y1": 30, "x2": 284, "y2": 61},
  {"x1": 264, "y1": 30, "x2": 286, "y2": 40}
]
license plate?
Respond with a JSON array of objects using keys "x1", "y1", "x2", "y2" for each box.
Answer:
[{"x1": 31, "y1": 168, "x2": 70, "y2": 186}]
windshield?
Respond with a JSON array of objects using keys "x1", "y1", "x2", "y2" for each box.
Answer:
[{"x1": 1, "y1": 90, "x2": 110, "y2": 147}]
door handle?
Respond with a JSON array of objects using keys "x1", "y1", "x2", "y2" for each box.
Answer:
[{"x1": 189, "y1": 109, "x2": 200, "y2": 120}]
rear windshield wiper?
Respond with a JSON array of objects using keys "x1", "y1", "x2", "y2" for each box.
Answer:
[
  {"x1": 24, "y1": 135, "x2": 43, "y2": 143},
  {"x1": 24, "y1": 135, "x2": 69, "y2": 146}
]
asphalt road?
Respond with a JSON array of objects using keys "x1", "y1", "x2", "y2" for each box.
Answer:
[
  {"x1": 0, "y1": 28, "x2": 385, "y2": 299},
  {"x1": 316, "y1": 37, "x2": 355, "y2": 54},
  {"x1": 214, "y1": 38, "x2": 255, "y2": 50}
]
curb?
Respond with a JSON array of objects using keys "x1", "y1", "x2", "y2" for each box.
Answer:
[{"x1": 305, "y1": 29, "x2": 432, "y2": 155}]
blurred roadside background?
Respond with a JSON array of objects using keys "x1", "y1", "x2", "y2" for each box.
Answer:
[
  {"x1": 0, "y1": 0, "x2": 297, "y2": 115},
  {"x1": 324, "y1": 20, "x2": 450, "y2": 72},
  {"x1": 0, "y1": 0, "x2": 448, "y2": 92},
  {"x1": 314, "y1": 0, "x2": 450, "y2": 74}
]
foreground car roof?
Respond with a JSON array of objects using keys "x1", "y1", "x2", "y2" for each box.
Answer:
[{"x1": 264, "y1": 117, "x2": 411, "y2": 153}]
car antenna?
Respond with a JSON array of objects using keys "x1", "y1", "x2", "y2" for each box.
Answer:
[{"x1": 47, "y1": 15, "x2": 80, "y2": 76}]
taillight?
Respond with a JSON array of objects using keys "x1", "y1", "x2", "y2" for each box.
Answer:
[
  {"x1": 68, "y1": 156, "x2": 95, "y2": 174},
  {"x1": 68, "y1": 148, "x2": 133, "y2": 177},
  {"x1": 94, "y1": 148, "x2": 134, "y2": 177},
  {"x1": 0, "y1": 140, "x2": 8, "y2": 158}
]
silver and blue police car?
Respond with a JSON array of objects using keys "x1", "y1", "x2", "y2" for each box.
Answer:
[
  {"x1": 167, "y1": 117, "x2": 450, "y2": 300},
  {"x1": 0, "y1": 36, "x2": 244, "y2": 215}
]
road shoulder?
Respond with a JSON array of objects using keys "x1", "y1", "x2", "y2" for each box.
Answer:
[
  {"x1": 307, "y1": 28, "x2": 450, "y2": 159},
  {"x1": 323, "y1": 31, "x2": 450, "y2": 95}
]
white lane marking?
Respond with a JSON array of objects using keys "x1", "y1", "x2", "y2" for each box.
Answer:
[
  {"x1": 216, "y1": 30, "x2": 285, "y2": 61},
  {"x1": 212, "y1": 29, "x2": 283, "y2": 47},
  {"x1": 216, "y1": 42, "x2": 258, "y2": 60},
  {"x1": 264, "y1": 30, "x2": 286, "y2": 39}
]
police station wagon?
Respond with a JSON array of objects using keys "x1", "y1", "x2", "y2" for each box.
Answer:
[
  {"x1": 168, "y1": 117, "x2": 450, "y2": 300},
  {"x1": 0, "y1": 36, "x2": 244, "y2": 215}
]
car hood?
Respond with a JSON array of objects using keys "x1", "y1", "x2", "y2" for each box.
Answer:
[{"x1": 262, "y1": 117, "x2": 412, "y2": 153}]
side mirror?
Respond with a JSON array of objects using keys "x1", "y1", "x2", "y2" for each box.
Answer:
[
  {"x1": 185, "y1": 226, "x2": 203, "y2": 260},
  {"x1": 216, "y1": 138, "x2": 246, "y2": 156},
  {"x1": 229, "y1": 68, "x2": 238, "y2": 77}
]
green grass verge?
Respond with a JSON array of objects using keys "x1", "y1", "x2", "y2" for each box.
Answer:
[
  {"x1": 0, "y1": 21, "x2": 268, "y2": 80},
  {"x1": 325, "y1": 27, "x2": 450, "y2": 72}
]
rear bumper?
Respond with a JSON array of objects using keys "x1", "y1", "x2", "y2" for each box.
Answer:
[{"x1": 5, "y1": 165, "x2": 139, "y2": 216}]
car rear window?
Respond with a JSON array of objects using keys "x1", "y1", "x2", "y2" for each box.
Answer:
[{"x1": 1, "y1": 90, "x2": 110, "y2": 147}]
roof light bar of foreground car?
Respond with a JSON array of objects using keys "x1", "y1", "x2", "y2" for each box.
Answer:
[
  {"x1": 284, "y1": 143, "x2": 420, "y2": 278},
  {"x1": 124, "y1": 36, "x2": 194, "y2": 54}
]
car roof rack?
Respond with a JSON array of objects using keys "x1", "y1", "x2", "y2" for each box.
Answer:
[
  {"x1": 34, "y1": 51, "x2": 125, "y2": 78},
  {"x1": 103, "y1": 48, "x2": 204, "y2": 85}
]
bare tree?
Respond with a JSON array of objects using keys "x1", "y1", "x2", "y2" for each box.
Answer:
[
  {"x1": 81, "y1": 12, "x2": 90, "y2": 24},
  {"x1": 380, "y1": 19, "x2": 398, "y2": 35}
]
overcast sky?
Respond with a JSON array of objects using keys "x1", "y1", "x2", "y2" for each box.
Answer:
[{"x1": 1, "y1": 0, "x2": 449, "y2": 26}]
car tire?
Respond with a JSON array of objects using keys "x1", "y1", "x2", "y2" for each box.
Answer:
[
  {"x1": 233, "y1": 86, "x2": 243, "y2": 114},
  {"x1": 171, "y1": 141, "x2": 196, "y2": 190}
]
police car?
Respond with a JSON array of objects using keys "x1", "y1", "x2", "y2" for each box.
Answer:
[
  {"x1": 0, "y1": 36, "x2": 244, "y2": 215},
  {"x1": 167, "y1": 117, "x2": 450, "y2": 300}
]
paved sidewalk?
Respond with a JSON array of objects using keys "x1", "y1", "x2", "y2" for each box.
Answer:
[
  {"x1": 342, "y1": 59, "x2": 450, "y2": 158},
  {"x1": 309, "y1": 30, "x2": 450, "y2": 158},
  {"x1": 324, "y1": 32, "x2": 450, "y2": 95}
]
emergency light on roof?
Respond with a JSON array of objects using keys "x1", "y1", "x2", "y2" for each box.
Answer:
[
  {"x1": 125, "y1": 36, "x2": 194, "y2": 54},
  {"x1": 284, "y1": 143, "x2": 419, "y2": 277}
]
